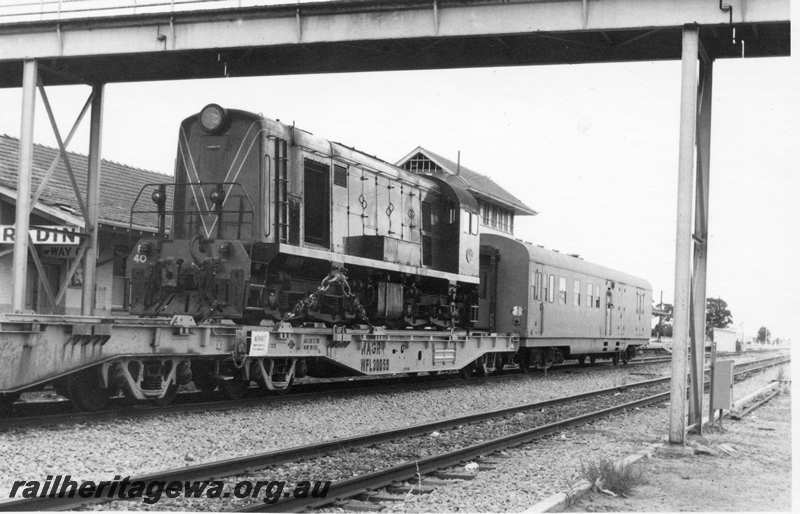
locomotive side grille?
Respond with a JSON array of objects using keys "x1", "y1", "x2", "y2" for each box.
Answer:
[{"x1": 275, "y1": 138, "x2": 289, "y2": 243}]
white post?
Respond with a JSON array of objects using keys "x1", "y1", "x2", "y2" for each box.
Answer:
[
  {"x1": 81, "y1": 84, "x2": 104, "y2": 316},
  {"x1": 669, "y1": 25, "x2": 699, "y2": 444},
  {"x1": 11, "y1": 60, "x2": 38, "y2": 313},
  {"x1": 689, "y1": 56, "x2": 713, "y2": 431}
]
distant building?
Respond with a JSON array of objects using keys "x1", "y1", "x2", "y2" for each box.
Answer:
[
  {"x1": 0, "y1": 134, "x2": 165, "y2": 314},
  {"x1": 712, "y1": 327, "x2": 738, "y2": 353},
  {"x1": 397, "y1": 147, "x2": 536, "y2": 236}
]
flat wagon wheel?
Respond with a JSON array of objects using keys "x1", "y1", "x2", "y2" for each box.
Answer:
[
  {"x1": 612, "y1": 352, "x2": 621, "y2": 366},
  {"x1": 152, "y1": 384, "x2": 179, "y2": 407},
  {"x1": 67, "y1": 368, "x2": 111, "y2": 412},
  {"x1": 220, "y1": 378, "x2": 249, "y2": 400},
  {"x1": 516, "y1": 349, "x2": 531, "y2": 374},
  {"x1": 0, "y1": 392, "x2": 20, "y2": 417},
  {"x1": 459, "y1": 364, "x2": 475, "y2": 379},
  {"x1": 577, "y1": 355, "x2": 587, "y2": 366},
  {"x1": 191, "y1": 361, "x2": 218, "y2": 395}
]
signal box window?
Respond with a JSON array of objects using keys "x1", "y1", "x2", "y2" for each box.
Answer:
[
  {"x1": 303, "y1": 159, "x2": 330, "y2": 247},
  {"x1": 558, "y1": 277, "x2": 567, "y2": 304}
]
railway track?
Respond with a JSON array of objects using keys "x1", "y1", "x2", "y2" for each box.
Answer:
[
  {"x1": 0, "y1": 354, "x2": 787, "y2": 512},
  {"x1": 0, "y1": 355, "x2": 675, "y2": 430}
]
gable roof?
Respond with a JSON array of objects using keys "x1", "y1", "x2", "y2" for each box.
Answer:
[
  {"x1": 396, "y1": 146, "x2": 537, "y2": 216},
  {"x1": 0, "y1": 134, "x2": 169, "y2": 231}
]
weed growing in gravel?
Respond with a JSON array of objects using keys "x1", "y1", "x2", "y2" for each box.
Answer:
[{"x1": 580, "y1": 457, "x2": 644, "y2": 497}]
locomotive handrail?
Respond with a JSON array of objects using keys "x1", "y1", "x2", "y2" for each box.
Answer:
[{"x1": 128, "y1": 181, "x2": 257, "y2": 240}]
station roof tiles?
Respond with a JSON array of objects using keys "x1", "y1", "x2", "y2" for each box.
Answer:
[{"x1": 0, "y1": 134, "x2": 168, "y2": 231}]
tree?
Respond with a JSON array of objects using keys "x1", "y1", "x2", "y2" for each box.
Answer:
[
  {"x1": 757, "y1": 326, "x2": 771, "y2": 343},
  {"x1": 705, "y1": 297, "x2": 733, "y2": 339},
  {"x1": 651, "y1": 302, "x2": 673, "y2": 339}
]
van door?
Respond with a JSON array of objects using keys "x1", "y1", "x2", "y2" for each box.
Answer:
[
  {"x1": 532, "y1": 266, "x2": 545, "y2": 336},
  {"x1": 604, "y1": 281, "x2": 614, "y2": 337}
]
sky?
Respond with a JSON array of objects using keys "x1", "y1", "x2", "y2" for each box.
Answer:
[{"x1": 0, "y1": 56, "x2": 796, "y2": 343}]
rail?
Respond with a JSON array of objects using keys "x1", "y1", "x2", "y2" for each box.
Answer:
[
  {"x1": 0, "y1": 354, "x2": 674, "y2": 427},
  {"x1": 0, "y1": 354, "x2": 788, "y2": 511},
  {"x1": 0, "y1": 0, "x2": 333, "y2": 23}
]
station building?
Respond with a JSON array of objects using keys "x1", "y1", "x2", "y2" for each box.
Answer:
[
  {"x1": 397, "y1": 146, "x2": 536, "y2": 236},
  {"x1": 0, "y1": 137, "x2": 534, "y2": 315},
  {"x1": 0, "y1": 134, "x2": 165, "y2": 315}
]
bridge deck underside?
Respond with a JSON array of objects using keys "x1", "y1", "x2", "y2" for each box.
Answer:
[{"x1": 0, "y1": 22, "x2": 789, "y2": 88}]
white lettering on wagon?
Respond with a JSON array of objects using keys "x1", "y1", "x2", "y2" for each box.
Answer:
[{"x1": 360, "y1": 340, "x2": 389, "y2": 372}]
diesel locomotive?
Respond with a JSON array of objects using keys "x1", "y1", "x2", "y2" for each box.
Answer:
[
  {"x1": 127, "y1": 104, "x2": 482, "y2": 330},
  {"x1": 0, "y1": 104, "x2": 652, "y2": 412}
]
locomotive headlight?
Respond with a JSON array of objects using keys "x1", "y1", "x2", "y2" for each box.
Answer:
[
  {"x1": 209, "y1": 189, "x2": 223, "y2": 206},
  {"x1": 151, "y1": 189, "x2": 165, "y2": 205},
  {"x1": 511, "y1": 305, "x2": 524, "y2": 317},
  {"x1": 199, "y1": 104, "x2": 226, "y2": 133}
]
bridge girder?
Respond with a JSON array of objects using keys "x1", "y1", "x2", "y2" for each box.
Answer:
[{"x1": 0, "y1": 0, "x2": 790, "y2": 87}]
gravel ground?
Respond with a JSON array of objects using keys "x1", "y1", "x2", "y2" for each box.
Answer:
[
  {"x1": 0, "y1": 349, "x2": 787, "y2": 508},
  {"x1": 566, "y1": 377, "x2": 792, "y2": 511},
  {"x1": 370, "y1": 360, "x2": 791, "y2": 513},
  {"x1": 94, "y1": 384, "x2": 670, "y2": 510}
]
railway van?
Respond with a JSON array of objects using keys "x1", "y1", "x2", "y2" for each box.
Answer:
[{"x1": 479, "y1": 234, "x2": 652, "y2": 368}]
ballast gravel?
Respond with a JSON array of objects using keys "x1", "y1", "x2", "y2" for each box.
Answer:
[{"x1": 0, "y1": 350, "x2": 787, "y2": 510}]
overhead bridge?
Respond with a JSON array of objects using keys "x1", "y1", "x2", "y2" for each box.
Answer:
[
  {"x1": 0, "y1": 0, "x2": 791, "y2": 444},
  {"x1": 0, "y1": 0, "x2": 790, "y2": 87}
]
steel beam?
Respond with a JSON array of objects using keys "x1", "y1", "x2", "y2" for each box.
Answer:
[
  {"x1": 0, "y1": 0, "x2": 789, "y2": 62},
  {"x1": 688, "y1": 56, "x2": 713, "y2": 431},
  {"x1": 81, "y1": 83, "x2": 104, "y2": 316},
  {"x1": 669, "y1": 25, "x2": 699, "y2": 445},
  {"x1": 11, "y1": 60, "x2": 37, "y2": 313}
]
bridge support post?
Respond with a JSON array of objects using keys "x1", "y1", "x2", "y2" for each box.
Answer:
[
  {"x1": 688, "y1": 54, "x2": 713, "y2": 432},
  {"x1": 11, "y1": 59, "x2": 38, "y2": 313},
  {"x1": 669, "y1": 25, "x2": 699, "y2": 444},
  {"x1": 81, "y1": 83, "x2": 104, "y2": 316}
]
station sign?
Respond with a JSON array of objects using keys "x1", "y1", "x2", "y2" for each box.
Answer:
[
  {"x1": 0, "y1": 225, "x2": 81, "y2": 245},
  {"x1": 38, "y1": 246, "x2": 81, "y2": 259}
]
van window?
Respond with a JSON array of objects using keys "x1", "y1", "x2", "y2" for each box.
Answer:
[{"x1": 558, "y1": 277, "x2": 567, "y2": 304}]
